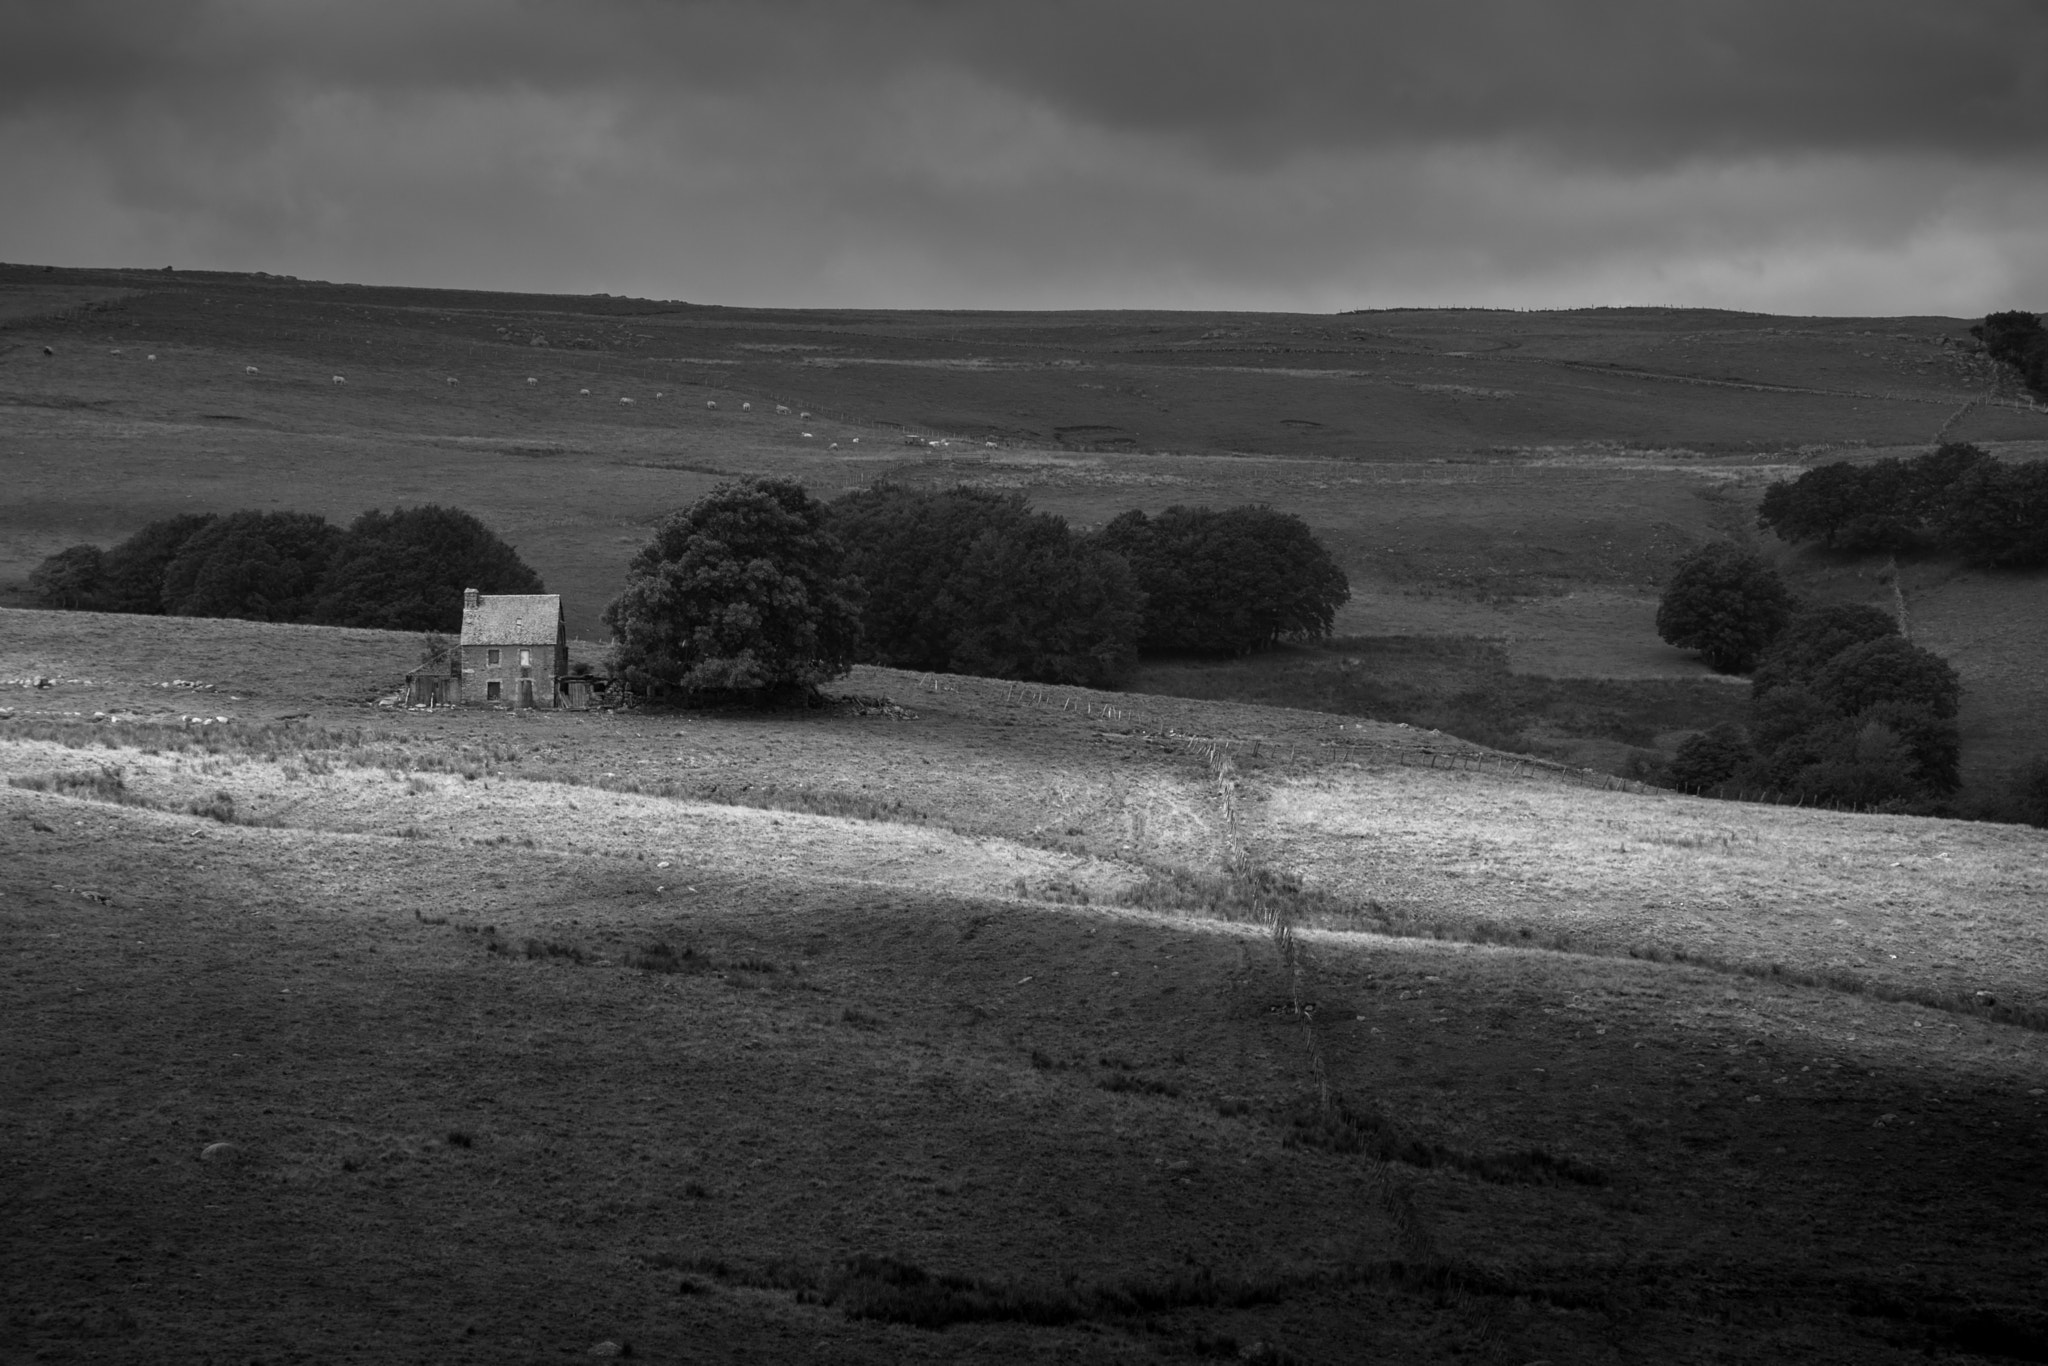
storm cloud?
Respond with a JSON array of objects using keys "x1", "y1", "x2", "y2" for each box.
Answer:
[{"x1": 3, "y1": 0, "x2": 2044, "y2": 312}]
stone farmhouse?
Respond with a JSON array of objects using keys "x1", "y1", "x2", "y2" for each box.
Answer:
[
  {"x1": 404, "y1": 589, "x2": 569, "y2": 708},
  {"x1": 461, "y1": 589, "x2": 567, "y2": 707}
]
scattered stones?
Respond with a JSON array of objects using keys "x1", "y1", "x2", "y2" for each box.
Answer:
[{"x1": 200, "y1": 1141, "x2": 244, "y2": 1164}]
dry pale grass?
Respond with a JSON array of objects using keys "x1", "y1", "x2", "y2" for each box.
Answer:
[
  {"x1": 1259, "y1": 763, "x2": 2048, "y2": 1006},
  {"x1": 0, "y1": 737, "x2": 1152, "y2": 907}
]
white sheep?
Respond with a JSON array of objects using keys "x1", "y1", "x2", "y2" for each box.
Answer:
[
  {"x1": 244, "y1": 365, "x2": 259, "y2": 374},
  {"x1": 799, "y1": 410, "x2": 811, "y2": 419},
  {"x1": 655, "y1": 392, "x2": 664, "y2": 398},
  {"x1": 706, "y1": 400, "x2": 717, "y2": 409},
  {"x1": 802, "y1": 432, "x2": 813, "y2": 439},
  {"x1": 775, "y1": 405, "x2": 791, "y2": 414},
  {"x1": 829, "y1": 442, "x2": 839, "y2": 450},
  {"x1": 331, "y1": 374, "x2": 345, "y2": 384},
  {"x1": 527, "y1": 377, "x2": 538, "y2": 385},
  {"x1": 579, "y1": 388, "x2": 590, "y2": 395},
  {"x1": 620, "y1": 396, "x2": 634, "y2": 405},
  {"x1": 741, "y1": 401, "x2": 751, "y2": 410},
  {"x1": 445, "y1": 377, "x2": 458, "y2": 386}
]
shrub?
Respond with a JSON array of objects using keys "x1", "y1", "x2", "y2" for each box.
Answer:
[
  {"x1": 160, "y1": 511, "x2": 342, "y2": 622},
  {"x1": 604, "y1": 478, "x2": 863, "y2": 703},
  {"x1": 1098, "y1": 505, "x2": 1349, "y2": 654},
  {"x1": 312, "y1": 505, "x2": 544, "y2": 631},
  {"x1": 1654, "y1": 543, "x2": 1793, "y2": 673}
]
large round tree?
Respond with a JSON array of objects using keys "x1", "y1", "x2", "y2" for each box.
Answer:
[
  {"x1": 312, "y1": 505, "x2": 544, "y2": 631},
  {"x1": 1654, "y1": 543, "x2": 1793, "y2": 674},
  {"x1": 604, "y1": 478, "x2": 862, "y2": 703}
]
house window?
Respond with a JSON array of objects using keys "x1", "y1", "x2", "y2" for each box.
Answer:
[
  {"x1": 486, "y1": 681, "x2": 501, "y2": 701},
  {"x1": 487, "y1": 648, "x2": 501, "y2": 666},
  {"x1": 520, "y1": 649, "x2": 531, "y2": 667}
]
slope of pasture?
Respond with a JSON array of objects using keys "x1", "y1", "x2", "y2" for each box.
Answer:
[
  {"x1": 6, "y1": 728, "x2": 2048, "y2": 1362},
  {"x1": 6, "y1": 603, "x2": 2043, "y2": 1029}
]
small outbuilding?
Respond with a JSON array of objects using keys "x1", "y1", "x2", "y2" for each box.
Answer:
[{"x1": 458, "y1": 589, "x2": 567, "y2": 708}]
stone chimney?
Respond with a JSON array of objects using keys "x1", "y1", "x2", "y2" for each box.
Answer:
[{"x1": 463, "y1": 588, "x2": 479, "y2": 610}]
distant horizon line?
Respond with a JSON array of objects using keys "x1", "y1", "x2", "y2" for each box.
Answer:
[{"x1": 3, "y1": 259, "x2": 2016, "y2": 323}]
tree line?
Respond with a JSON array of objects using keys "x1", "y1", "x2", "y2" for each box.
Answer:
[
  {"x1": 1757, "y1": 441, "x2": 2048, "y2": 566},
  {"x1": 28, "y1": 506, "x2": 545, "y2": 632},
  {"x1": 1655, "y1": 542, "x2": 2045, "y2": 824},
  {"x1": 602, "y1": 478, "x2": 1350, "y2": 701}
]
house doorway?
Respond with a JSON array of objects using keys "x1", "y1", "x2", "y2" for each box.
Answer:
[{"x1": 518, "y1": 679, "x2": 535, "y2": 708}]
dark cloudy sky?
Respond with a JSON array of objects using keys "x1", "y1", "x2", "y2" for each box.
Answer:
[{"x1": 4, "y1": 0, "x2": 2044, "y2": 314}]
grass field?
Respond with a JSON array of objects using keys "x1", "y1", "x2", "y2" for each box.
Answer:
[
  {"x1": 5, "y1": 609, "x2": 2048, "y2": 1362},
  {"x1": 7, "y1": 263, "x2": 2047, "y2": 791}
]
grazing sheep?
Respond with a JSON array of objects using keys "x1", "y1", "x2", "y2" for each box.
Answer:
[
  {"x1": 775, "y1": 405, "x2": 791, "y2": 414},
  {"x1": 799, "y1": 411, "x2": 811, "y2": 419},
  {"x1": 620, "y1": 396, "x2": 634, "y2": 405},
  {"x1": 244, "y1": 365, "x2": 259, "y2": 374},
  {"x1": 331, "y1": 374, "x2": 345, "y2": 384},
  {"x1": 706, "y1": 400, "x2": 717, "y2": 409},
  {"x1": 829, "y1": 442, "x2": 839, "y2": 449},
  {"x1": 41, "y1": 346, "x2": 53, "y2": 356},
  {"x1": 851, "y1": 437, "x2": 859, "y2": 443},
  {"x1": 527, "y1": 377, "x2": 538, "y2": 385},
  {"x1": 802, "y1": 432, "x2": 813, "y2": 438},
  {"x1": 579, "y1": 388, "x2": 590, "y2": 395},
  {"x1": 446, "y1": 376, "x2": 458, "y2": 386},
  {"x1": 655, "y1": 392, "x2": 664, "y2": 398},
  {"x1": 741, "y1": 401, "x2": 751, "y2": 410}
]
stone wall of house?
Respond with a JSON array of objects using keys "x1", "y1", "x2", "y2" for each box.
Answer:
[{"x1": 460, "y1": 642, "x2": 560, "y2": 707}]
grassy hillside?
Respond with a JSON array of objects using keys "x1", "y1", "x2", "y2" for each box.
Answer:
[
  {"x1": 6, "y1": 262, "x2": 2047, "y2": 787},
  {"x1": 5, "y1": 613, "x2": 2046, "y2": 1362}
]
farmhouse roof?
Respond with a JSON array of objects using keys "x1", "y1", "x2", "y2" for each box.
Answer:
[{"x1": 460, "y1": 593, "x2": 562, "y2": 646}]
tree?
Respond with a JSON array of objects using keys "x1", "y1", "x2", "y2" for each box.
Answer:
[
  {"x1": 312, "y1": 505, "x2": 544, "y2": 631},
  {"x1": 159, "y1": 511, "x2": 342, "y2": 622},
  {"x1": 1971, "y1": 309, "x2": 2048, "y2": 400},
  {"x1": 603, "y1": 478, "x2": 862, "y2": 702},
  {"x1": 97, "y1": 513, "x2": 219, "y2": 614},
  {"x1": 829, "y1": 485, "x2": 1035, "y2": 672},
  {"x1": 1937, "y1": 458, "x2": 2048, "y2": 569},
  {"x1": 1653, "y1": 543, "x2": 1793, "y2": 673},
  {"x1": 1811, "y1": 636, "x2": 1961, "y2": 719},
  {"x1": 27, "y1": 545, "x2": 106, "y2": 610},
  {"x1": 1666, "y1": 722, "x2": 1754, "y2": 794},
  {"x1": 1750, "y1": 602, "x2": 1898, "y2": 700},
  {"x1": 1098, "y1": 505, "x2": 1349, "y2": 654},
  {"x1": 827, "y1": 484, "x2": 1146, "y2": 686},
  {"x1": 944, "y1": 518, "x2": 1145, "y2": 687}
]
